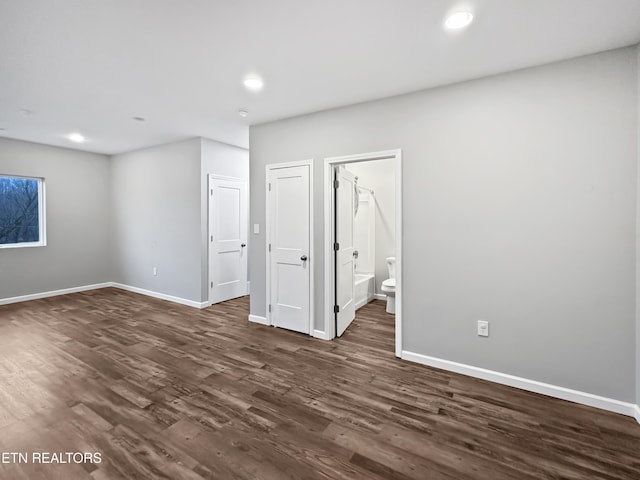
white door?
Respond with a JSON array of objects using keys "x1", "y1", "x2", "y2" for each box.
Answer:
[
  {"x1": 268, "y1": 164, "x2": 311, "y2": 334},
  {"x1": 335, "y1": 166, "x2": 356, "y2": 336},
  {"x1": 209, "y1": 176, "x2": 248, "y2": 304}
]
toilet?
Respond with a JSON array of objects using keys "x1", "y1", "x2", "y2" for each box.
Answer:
[{"x1": 381, "y1": 257, "x2": 396, "y2": 314}]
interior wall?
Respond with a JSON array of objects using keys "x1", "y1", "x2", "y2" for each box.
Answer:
[
  {"x1": 110, "y1": 138, "x2": 202, "y2": 302},
  {"x1": 250, "y1": 46, "x2": 637, "y2": 402},
  {"x1": 346, "y1": 159, "x2": 396, "y2": 294},
  {"x1": 0, "y1": 138, "x2": 111, "y2": 299},
  {"x1": 200, "y1": 138, "x2": 250, "y2": 301},
  {"x1": 636, "y1": 44, "x2": 640, "y2": 410}
]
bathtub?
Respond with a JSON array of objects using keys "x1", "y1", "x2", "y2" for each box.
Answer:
[{"x1": 354, "y1": 273, "x2": 375, "y2": 310}]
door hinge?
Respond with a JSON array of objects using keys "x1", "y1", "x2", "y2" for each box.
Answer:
[
  {"x1": 210, "y1": 235, "x2": 213, "y2": 242},
  {"x1": 268, "y1": 304, "x2": 272, "y2": 313},
  {"x1": 333, "y1": 179, "x2": 339, "y2": 189},
  {"x1": 210, "y1": 281, "x2": 213, "y2": 288},
  {"x1": 334, "y1": 305, "x2": 340, "y2": 314},
  {"x1": 210, "y1": 188, "x2": 213, "y2": 195},
  {"x1": 268, "y1": 182, "x2": 271, "y2": 191},
  {"x1": 333, "y1": 242, "x2": 339, "y2": 251},
  {"x1": 268, "y1": 243, "x2": 271, "y2": 252}
]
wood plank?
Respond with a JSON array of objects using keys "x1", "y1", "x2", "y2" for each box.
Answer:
[{"x1": 0, "y1": 290, "x2": 638, "y2": 479}]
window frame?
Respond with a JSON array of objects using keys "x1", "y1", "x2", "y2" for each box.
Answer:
[{"x1": 0, "y1": 174, "x2": 47, "y2": 249}]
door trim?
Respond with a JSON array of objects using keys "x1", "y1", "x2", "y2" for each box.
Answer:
[
  {"x1": 323, "y1": 149, "x2": 403, "y2": 356},
  {"x1": 208, "y1": 174, "x2": 248, "y2": 305},
  {"x1": 265, "y1": 160, "x2": 314, "y2": 334}
]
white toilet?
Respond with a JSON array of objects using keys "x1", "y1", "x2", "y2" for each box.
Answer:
[{"x1": 381, "y1": 257, "x2": 396, "y2": 314}]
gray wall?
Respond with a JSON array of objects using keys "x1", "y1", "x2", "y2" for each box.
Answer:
[
  {"x1": 110, "y1": 138, "x2": 203, "y2": 302},
  {"x1": 0, "y1": 136, "x2": 248, "y2": 305},
  {"x1": 200, "y1": 138, "x2": 250, "y2": 301},
  {"x1": 637, "y1": 44, "x2": 640, "y2": 408},
  {"x1": 250, "y1": 47, "x2": 637, "y2": 402},
  {"x1": 0, "y1": 138, "x2": 111, "y2": 298},
  {"x1": 346, "y1": 160, "x2": 396, "y2": 294}
]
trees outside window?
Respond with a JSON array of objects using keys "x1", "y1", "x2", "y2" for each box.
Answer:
[{"x1": 0, "y1": 175, "x2": 46, "y2": 247}]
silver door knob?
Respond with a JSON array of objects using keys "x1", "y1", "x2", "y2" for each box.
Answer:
[
  {"x1": 241, "y1": 243, "x2": 246, "y2": 247},
  {"x1": 353, "y1": 250, "x2": 359, "y2": 259},
  {"x1": 300, "y1": 255, "x2": 308, "y2": 261}
]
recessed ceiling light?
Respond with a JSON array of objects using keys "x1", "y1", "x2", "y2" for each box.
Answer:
[
  {"x1": 68, "y1": 132, "x2": 86, "y2": 143},
  {"x1": 238, "y1": 110, "x2": 248, "y2": 118},
  {"x1": 132, "y1": 116, "x2": 146, "y2": 122},
  {"x1": 243, "y1": 75, "x2": 264, "y2": 91},
  {"x1": 444, "y1": 11, "x2": 474, "y2": 30}
]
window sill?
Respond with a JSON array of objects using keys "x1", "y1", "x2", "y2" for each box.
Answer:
[{"x1": 0, "y1": 242, "x2": 47, "y2": 249}]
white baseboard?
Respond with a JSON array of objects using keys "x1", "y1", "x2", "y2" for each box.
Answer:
[
  {"x1": 635, "y1": 405, "x2": 640, "y2": 424},
  {"x1": 402, "y1": 350, "x2": 637, "y2": 418},
  {"x1": 374, "y1": 293, "x2": 386, "y2": 301},
  {"x1": 313, "y1": 329, "x2": 332, "y2": 340},
  {"x1": 111, "y1": 283, "x2": 208, "y2": 309},
  {"x1": 0, "y1": 283, "x2": 112, "y2": 306},
  {"x1": 248, "y1": 314, "x2": 269, "y2": 325}
]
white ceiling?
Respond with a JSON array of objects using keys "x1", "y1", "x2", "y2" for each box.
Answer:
[{"x1": 1, "y1": 0, "x2": 639, "y2": 155}]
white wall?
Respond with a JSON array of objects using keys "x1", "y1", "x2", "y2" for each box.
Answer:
[
  {"x1": 200, "y1": 138, "x2": 250, "y2": 301},
  {"x1": 346, "y1": 159, "x2": 395, "y2": 294},
  {"x1": 250, "y1": 47, "x2": 637, "y2": 402},
  {"x1": 110, "y1": 138, "x2": 203, "y2": 302},
  {"x1": 201, "y1": 137, "x2": 250, "y2": 179},
  {"x1": 0, "y1": 138, "x2": 111, "y2": 299}
]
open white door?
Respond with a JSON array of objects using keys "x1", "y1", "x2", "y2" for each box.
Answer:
[
  {"x1": 209, "y1": 176, "x2": 248, "y2": 304},
  {"x1": 335, "y1": 166, "x2": 356, "y2": 336},
  {"x1": 268, "y1": 164, "x2": 311, "y2": 334}
]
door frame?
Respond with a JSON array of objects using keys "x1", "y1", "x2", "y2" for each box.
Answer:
[
  {"x1": 265, "y1": 159, "x2": 314, "y2": 334},
  {"x1": 208, "y1": 174, "x2": 249, "y2": 305},
  {"x1": 323, "y1": 149, "x2": 403, "y2": 357}
]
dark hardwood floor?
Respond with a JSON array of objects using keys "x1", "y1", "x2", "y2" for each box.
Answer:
[{"x1": 0, "y1": 288, "x2": 638, "y2": 479}]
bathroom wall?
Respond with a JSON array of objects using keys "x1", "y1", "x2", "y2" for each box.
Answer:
[
  {"x1": 352, "y1": 187, "x2": 375, "y2": 274},
  {"x1": 250, "y1": 46, "x2": 637, "y2": 402},
  {"x1": 346, "y1": 159, "x2": 396, "y2": 294}
]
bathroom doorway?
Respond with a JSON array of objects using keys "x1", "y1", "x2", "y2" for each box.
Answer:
[{"x1": 323, "y1": 149, "x2": 402, "y2": 357}]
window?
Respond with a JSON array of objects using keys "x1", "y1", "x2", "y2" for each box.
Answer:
[{"x1": 0, "y1": 175, "x2": 46, "y2": 248}]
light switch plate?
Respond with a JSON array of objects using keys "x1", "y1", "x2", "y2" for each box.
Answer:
[{"x1": 478, "y1": 320, "x2": 489, "y2": 337}]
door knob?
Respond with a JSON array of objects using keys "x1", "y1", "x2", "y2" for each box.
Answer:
[
  {"x1": 241, "y1": 243, "x2": 246, "y2": 247},
  {"x1": 353, "y1": 250, "x2": 359, "y2": 259},
  {"x1": 300, "y1": 255, "x2": 308, "y2": 261}
]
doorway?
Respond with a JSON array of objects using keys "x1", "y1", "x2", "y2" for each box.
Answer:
[
  {"x1": 208, "y1": 175, "x2": 248, "y2": 304},
  {"x1": 324, "y1": 150, "x2": 402, "y2": 356}
]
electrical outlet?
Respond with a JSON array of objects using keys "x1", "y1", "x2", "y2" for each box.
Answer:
[
  {"x1": 153, "y1": 267, "x2": 158, "y2": 276},
  {"x1": 477, "y1": 320, "x2": 489, "y2": 337}
]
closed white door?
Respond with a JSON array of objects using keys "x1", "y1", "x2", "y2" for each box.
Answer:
[
  {"x1": 209, "y1": 176, "x2": 248, "y2": 304},
  {"x1": 335, "y1": 166, "x2": 356, "y2": 336},
  {"x1": 268, "y1": 164, "x2": 311, "y2": 334}
]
